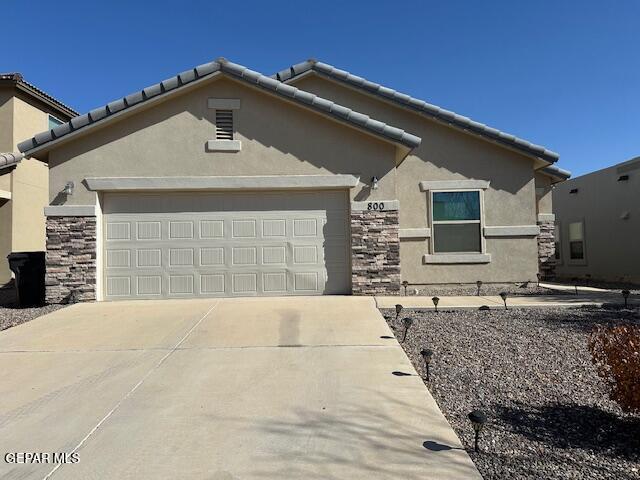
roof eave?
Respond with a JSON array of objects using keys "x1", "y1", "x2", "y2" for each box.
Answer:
[
  {"x1": 19, "y1": 59, "x2": 421, "y2": 158},
  {"x1": 540, "y1": 165, "x2": 571, "y2": 183},
  {"x1": 1, "y1": 75, "x2": 78, "y2": 120},
  {"x1": 276, "y1": 62, "x2": 559, "y2": 164},
  {"x1": 0, "y1": 152, "x2": 24, "y2": 171},
  {"x1": 15, "y1": 82, "x2": 78, "y2": 119}
]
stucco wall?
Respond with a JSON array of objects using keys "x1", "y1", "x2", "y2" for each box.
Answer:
[
  {"x1": 0, "y1": 91, "x2": 13, "y2": 151},
  {"x1": 554, "y1": 158, "x2": 640, "y2": 284},
  {"x1": 294, "y1": 74, "x2": 539, "y2": 284},
  {"x1": 47, "y1": 77, "x2": 398, "y2": 206},
  {"x1": 11, "y1": 158, "x2": 48, "y2": 251},
  {"x1": 535, "y1": 172, "x2": 553, "y2": 215},
  {"x1": 11, "y1": 96, "x2": 49, "y2": 252},
  {"x1": 0, "y1": 92, "x2": 14, "y2": 283},
  {"x1": 0, "y1": 199, "x2": 11, "y2": 284}
]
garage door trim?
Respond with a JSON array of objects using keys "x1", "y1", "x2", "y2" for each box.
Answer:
[
  {"x1": 101, "y1": 190, "x2": 351, "y2": 300},
  {"x1": 86, "y1": 175, "x2": 360, "y2": 192}
]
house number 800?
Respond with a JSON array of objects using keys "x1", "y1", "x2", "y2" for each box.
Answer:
[{"x1": 367, "y1": 202, "x2": 385, "y2": 211}]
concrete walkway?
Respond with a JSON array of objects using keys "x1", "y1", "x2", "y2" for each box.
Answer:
[
  {"x1": 0, "y1": 297, "x2": 480, "y2": 480},
  {"x1": 376, "y1": 285, "x2": 637, "y2": 310}
]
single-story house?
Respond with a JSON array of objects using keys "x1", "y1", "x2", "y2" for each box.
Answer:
[
  {"x1": 553, "y1": 156, "x2": 639, "y2": 284},
  {"x1": 17, "y1": 58, "x2": 569, "y2": 303},
  {"x1": 0, "y1": 73, "x2": 77, "y2": 286}
]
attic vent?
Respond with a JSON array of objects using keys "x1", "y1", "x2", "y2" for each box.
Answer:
[
  {"x1": 215, "y1": 110, "x2": 234, "y2": 140},
  {"x1": 618, "y1": 174, "x2": 629, "y2": 181},
  {"x1": 569, "y1": 188, "x2": 579, "y2": 194}
]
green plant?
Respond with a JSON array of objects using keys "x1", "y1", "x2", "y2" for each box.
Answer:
[
  {"x1": 402, "y1": 280, "x2": 409, "y2": 296},
  {"x1": 432, "y1": 296, "x2": 440, "y2": 313},
  {"x1": 476, "y1": 280, "x2": 482, "y2": 296},
  {"x1": 589, "y1": 324, "x2": 640, "y2": 413},
  {"x1": 395, "y1": 304, "x2": 403, "y2": 320}
]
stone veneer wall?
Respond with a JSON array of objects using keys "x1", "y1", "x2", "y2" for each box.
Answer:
[
  {"x1": 45, "y1": 216, "x2": 97, "y2": 304},
  {"x1": 351, "y1": 209, "x2": 400, "y2": 295},
  {"x1": 537, "y1": 220, "x2": 556, "y2": 280}
]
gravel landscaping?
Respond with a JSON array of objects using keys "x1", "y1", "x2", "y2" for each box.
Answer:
[
  {"x1": 403, "y1": 283, "x2": 568, "y2": 297},
  {"x1": 555, "y1": 278, "x2": 640, "y2": 295},
  {"x1": 0, "y1": 287, "x2": 65, "y2": 331},
  {"x1": 382, "y1": 306, "x2": 640, "y2": 480}
]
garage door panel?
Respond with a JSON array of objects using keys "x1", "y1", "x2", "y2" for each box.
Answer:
[
  {"x1": 136, "y1": 249, "x2": 162, "y2": 267},
  {"x1": 200, "y1": 220, "x2": 224, "y2": 239},
  {"x1": 106, "y1": 276, "x2": 131, "y2": 297},
  {"x1": 200, "y1": 247, "x2": 225, "y2": 266},
  {"x1": 103, "y1": 191, "x2": 349, "y2": 300},
  {"x1": 201, "y1": 274, "x2": 225, "y2": 294},
  {"x1": 106, "y1": 222, "x2": 131, "y2": 241},
  {"x1": 137, "y1": 275, "x2": 162, "y2": 296}
]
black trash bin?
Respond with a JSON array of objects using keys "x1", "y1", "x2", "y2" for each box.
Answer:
[{"x1": 7, "y1": 252, "x2": 45, "y2": 307}]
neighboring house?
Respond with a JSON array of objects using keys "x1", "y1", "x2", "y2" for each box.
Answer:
[
  {"x1": 554, "y1": 156, "x2": 639, "y2": 284},
  {"x1": 17, "y1": 58, "x2": 569, "y2": 303},
  {"x1": 0, "y1": 73, "x2": 77, "y2": 286}
]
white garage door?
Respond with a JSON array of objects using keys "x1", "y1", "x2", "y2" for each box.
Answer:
[{"x1": 102, "y1": 191, "x2": 350, "y2": 300}]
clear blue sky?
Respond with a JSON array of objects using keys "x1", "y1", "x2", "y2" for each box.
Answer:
[{"x1": 2, "y1": 0, "x2": 638, "y2": 176}]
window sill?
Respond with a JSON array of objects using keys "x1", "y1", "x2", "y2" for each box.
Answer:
[
  {"x1": 206, "y1": 140, "x2": 241, "y2": 152},
  {"x1": 423, "y1": 253, "x2": 491, "y2": 264},
  {"x1": 399, "y1": 228, "x2": 431, "y2": 239}
]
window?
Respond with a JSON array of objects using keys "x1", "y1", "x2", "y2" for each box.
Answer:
[
  {"x1": 215, "y1": 109, "x2": 234, "y2": 140},
  {"x1": 569, "y1": 221, "x2": 585, "y2": 260},
  {"x1": 48, "y1": 115, "x2": 62, "y2": 129},
  {"x1": 431, "y1": 191, "x2": 482, "y2": 253},
  {"x1": 554, "y1": 224, "x2": 561, "y2": 261}
]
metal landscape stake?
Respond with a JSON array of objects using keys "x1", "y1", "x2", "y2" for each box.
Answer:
[
  {"x1": 468, "y1": 410, "x2": 488, "y2": 452},
  {"x1": 420, "y1": 348, "x2": 433, "y2": 381},
  {"x1": 432, "y1": 296, "x2": 440, "y2": 313},
  {"x1": 499, "y1": 292, "x2": 508, "y2": 310},
  {"x1": 622, "y1": 290, "x2": 630, "y2": 309},
  {"x1": 536, "y1": 273, "x2": 541, "y2": 287},
  {"x1": 401, "y1": 317, "x2": 413, "y2": 343}
]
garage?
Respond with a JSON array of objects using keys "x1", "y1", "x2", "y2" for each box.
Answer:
[{"x1": 102, "y1": 190, "x2": 351, "y2": 300}]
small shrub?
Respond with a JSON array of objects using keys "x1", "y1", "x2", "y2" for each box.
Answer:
[{"x1": 588, "y1": 324, "x2": 640, "y2": 413}]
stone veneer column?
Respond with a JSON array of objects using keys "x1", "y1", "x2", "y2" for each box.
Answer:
[
  {"x1": 537, "y1": 218, "x2": 556, "y2": 280},
  {"x1": 45, "y1": 216, "x2": 97, "y2": 304},
  {"x1": 350, "y1": 203, "x2": 400, "y2": 295}
]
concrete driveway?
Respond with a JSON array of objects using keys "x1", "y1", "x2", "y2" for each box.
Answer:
[{"x1": 0, "y1": 297, "x2": 480, "y2": 480}]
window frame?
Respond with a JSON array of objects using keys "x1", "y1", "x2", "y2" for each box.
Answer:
[
  {"x1": 48, "y1": 114, "x2": 63, "y2": 129},
  {"x1": 429, "y1": 188, "x2": 486, "y2": 255},
  {"x1": 567, "y1": 219, "x2": 587, "y2": 265}
]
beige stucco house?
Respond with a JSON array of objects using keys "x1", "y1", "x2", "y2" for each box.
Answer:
[
  {"x1": 554, "y1": 156, "x2": 639, "y2": 284},
  {"x1": 17, "y1": 58, "x2": 569, "y2": 303},
  {"x1": 0, "y1": 74, "x2": 76, "y2": 286}
]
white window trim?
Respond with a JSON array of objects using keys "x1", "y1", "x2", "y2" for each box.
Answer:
[
  {"x1": 48, "y1": 114, "x2": 62, "y2": 129},
  {"x1": 428, "y1": 188, "x2": 486, "y2": 256},
  {"x1": 567, "y1": 218, "x2": 587, "y2": 266}
]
